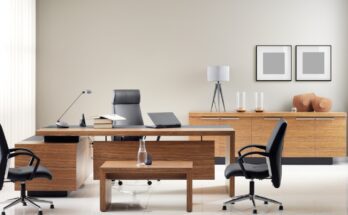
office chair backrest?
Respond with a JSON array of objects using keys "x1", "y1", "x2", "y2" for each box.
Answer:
[
  {"x1": 112, "y1": 89, "x2": 144, "y2": 126},
  {"x1": 265, "y1": 119, "x2": 287, "y2": 188},
  {"x1": 0, "y1": 124, "x2": 9, "y2": 190}
]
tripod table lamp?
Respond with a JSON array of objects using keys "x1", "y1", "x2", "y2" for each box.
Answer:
[{"x1": 207, "y1": 65, "x2": 230, "y2": 112}]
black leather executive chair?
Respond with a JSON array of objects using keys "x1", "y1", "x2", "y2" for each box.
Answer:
[
  {"x1": 112, "y1": 89, "x2": 144, "y2": 141},
  {"x1": 222, "y1": 119, "x2": 287, "y2": 214},
  {"x1": 112, "y1": 89, "x2": 154, "y2": 185},
  {"x1": 0, "y1": 124, "x2": 54, "y2": 215}
]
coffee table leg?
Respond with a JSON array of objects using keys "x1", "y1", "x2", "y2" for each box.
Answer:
[
  {"x1": 186, "y1": 171, "x2": 192, "y2": 212},
  {"x1": 100, "y1": 172, "x2": 112, "y2": 212}
]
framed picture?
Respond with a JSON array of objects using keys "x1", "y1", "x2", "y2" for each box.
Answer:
[
  {"x1": 296, "y1": 45, "x2": 332, "y2": 81},
  {"x1": 256, "y1": 45, "x2": 292, "y2": 81}
]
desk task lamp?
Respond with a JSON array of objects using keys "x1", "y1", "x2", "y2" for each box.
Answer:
[
  {"x1": 207, "y1": 65, "x2": 230, "y2": 112},
  {"x1": 56, "y1": 89, "x2": 92, "y2": 128}
]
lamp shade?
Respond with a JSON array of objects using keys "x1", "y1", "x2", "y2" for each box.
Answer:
[{"x1": 207, "y1": 65, "x2": 230, "y2": 82}]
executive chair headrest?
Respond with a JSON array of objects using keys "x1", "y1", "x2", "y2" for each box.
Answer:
[{"x1": 113, "y1": 89, "x2": 141, "y2": 105}]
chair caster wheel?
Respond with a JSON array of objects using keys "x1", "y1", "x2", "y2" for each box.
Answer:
[
  {"x1": 253, "y1": 209, "x2": 257, "y2": 214},
  {"x1": 38, "y1": 211, "x2": 43, "y2": 215},
  {"x1": 264, "y1": 201, "x2": 268, "y2": 204},
  {"x1": 118, "y1": 181, "x2": 123, "y2": 186},
  {"x1": 222, "y1": 205, "x2": 226, "y2": 210},
  {"x1": 147, "y1": 181, "x2": 152, "y2": 185},
  {"x1": 231, "y1": 202, "x2": 235, "y2": 204},
  {"x1": 2, "y1": 211, "x2": 6, "y2": 215},
  {"x1": 23, "y1": 202, "x2": 27, "y2": 206},
  {"x1": 50, "y1": 204, "x2": 54, "y2": 209},
  {"x1": 279, "y1": 205, "x2": 284, "y2": 210}
]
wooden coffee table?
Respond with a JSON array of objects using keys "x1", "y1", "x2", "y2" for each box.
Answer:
[{"x1": 99, "y1": 161, "x2": 193, "y2": 212}]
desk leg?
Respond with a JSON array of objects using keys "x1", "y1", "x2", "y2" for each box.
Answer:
[
  {"x1": 226, "y1": 134, "x2": 235, "y2": 197},
  {"x1": 186, "y1": 171, "x2": 192, "y2": 212},
  {"x1": 100, "y1": 172, "x2": 112, "y2": 212}
]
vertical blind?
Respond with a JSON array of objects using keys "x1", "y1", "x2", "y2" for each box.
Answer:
[{"x1": 0, "y1": 0, "x2": 36, "y2": 148}]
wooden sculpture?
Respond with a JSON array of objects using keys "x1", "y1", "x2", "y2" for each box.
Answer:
[
  {"x1": 312, "y1": 96, "x2": 332, "y2": 112},
  {"x1": 292, "y1": 93, "x2": 316, "y2": 112}
]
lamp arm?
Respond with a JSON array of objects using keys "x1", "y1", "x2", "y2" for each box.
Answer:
[{"x1": 56, "y1": 92, "x2": 84, "y2": 122}]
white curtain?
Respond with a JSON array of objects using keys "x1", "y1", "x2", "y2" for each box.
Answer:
[{"x1": 0, "y1": 0, "x2": 36, "y2": 148}]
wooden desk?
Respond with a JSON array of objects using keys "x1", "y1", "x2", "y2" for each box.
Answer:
[
  {"x1": 99, "y1": 161, "x2": 193, "y2": 212},
  {"x1": 35, "y1": 126, "x2": 235, "y2": 196}
]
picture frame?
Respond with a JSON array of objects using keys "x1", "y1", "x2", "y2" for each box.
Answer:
[
  {"x1": 256, "y1": 45, "x2": 292, "y2": 81},
  {"x1": 295, "y1": 45, "x2": 332, "y2": 81}
]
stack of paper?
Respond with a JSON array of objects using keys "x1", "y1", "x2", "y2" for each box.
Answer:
[{"x1": 92, "y1": 114, "x2": 125, "y2": 129}]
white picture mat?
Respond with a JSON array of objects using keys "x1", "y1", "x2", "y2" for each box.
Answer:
[
  {"x1": 257, "y1": 46, "x2": 292, "y2": 80},
  {"x1": 296, "y1": 46, "x2": 331, "y2": 80}
]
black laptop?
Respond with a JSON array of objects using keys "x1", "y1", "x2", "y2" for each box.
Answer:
[{"x1": 147, "y1": 112, "x2": 181, "y2": 128}]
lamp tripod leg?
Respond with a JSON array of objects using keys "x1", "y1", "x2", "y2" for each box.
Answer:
[
  {"x1": 217, "y1": 82, "x2": 221, "y2": 112},
  {"x1": 219, "y1": 84, "x2": 226, "y2": 112},
  {"x1": 210, "y1": 83, "x2": 218, "y2": 112}
]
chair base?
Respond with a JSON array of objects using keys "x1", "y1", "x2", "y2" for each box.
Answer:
[
  {"x1": 1, "y1": 183, "x2": 54, "y2": 215},
  {"x1": 222, "y1": 180, "x2": 283, "y2": 214}
]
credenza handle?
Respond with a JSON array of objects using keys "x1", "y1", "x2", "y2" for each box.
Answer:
[
  {"x1": 263, "y1": 117, "x2": 281, "y2": 120},
  {"x1": 316, "y1": 117, "x2": 335, "y2": 121},
  {"x1": 200, "y1": 117, "x2": 220, "y2": 120},
  {"x1": 295, "y1": 117, "x2": 316, "y2": 120},
  {"x1": 220, "y1": 117, "x2": 240, "y2": 120}
]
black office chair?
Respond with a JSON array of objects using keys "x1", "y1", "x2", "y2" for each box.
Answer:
[
  {"x1": 222, "y1": 119, "x2": 287, "y2": 214},
  {"x1": 112, "y1": 89, "x2": 154, "y2": 186},
  {"x1": 112, "y1": 89, "x2": 144, "y2": 141},
  {"x1": 0, "y1": 124, "x2": 54, "y2": 215}
]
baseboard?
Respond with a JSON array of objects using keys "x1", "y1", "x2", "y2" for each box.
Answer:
[
  {"x1": 28, "y1": 191, "x2": 68, "y2": 197},
  {"x1": 215, "y1": 157, "x2": 334, "y2": 165}
]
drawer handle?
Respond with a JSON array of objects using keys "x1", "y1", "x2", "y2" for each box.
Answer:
[
  {"x1": 316, "y1": 117, "x2": 335, "y2": 121},
  {"x1": 263, "y1": 117, "x2": 281, "y2": 120},
  {"x1": 200, "y1": 117, "x2": 220, "y2": 120},
  {"x1": 220, "y1": 118, "x2": 240, "y2": 120},
  {"x1": 296, "y1": 118, "x2": 316, "y2": 120}
]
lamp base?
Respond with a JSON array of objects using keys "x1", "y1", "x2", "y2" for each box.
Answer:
[{"x1": 56, "y1": 121, "x2": 69, "y2": 128}]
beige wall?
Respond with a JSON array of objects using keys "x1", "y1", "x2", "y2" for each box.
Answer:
[{"x1": 37, "y1": 0, "x2": 348, "y2": 127}]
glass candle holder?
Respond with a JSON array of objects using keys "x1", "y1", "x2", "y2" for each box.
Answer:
[
  {"x1": 254, "y1": 92, "x2": 264, "y2": 112},
  {"x1": 236, "y1": 91, "x2": 246, "y2": 112}
]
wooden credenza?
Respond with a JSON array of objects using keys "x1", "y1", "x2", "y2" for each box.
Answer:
[{"x1": 189, "y1": 112, "x2": 347, "y2": 158}]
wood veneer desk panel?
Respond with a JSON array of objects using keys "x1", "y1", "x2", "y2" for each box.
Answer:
[
  {"x1": 15, "y1": 137, "x2": 91, "y2": 193},
  {"x1": 36, "y1": 126, "x2": 235, "y2": 197}
]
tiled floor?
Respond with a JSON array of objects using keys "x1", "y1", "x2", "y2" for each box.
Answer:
[{"x1": 0, "y1": 164, "x2": 347, "y2": 215}]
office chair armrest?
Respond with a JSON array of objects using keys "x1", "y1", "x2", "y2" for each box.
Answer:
[
  {"x1": 9, "y1": 148, "x2": 37, "y2": 165},
  {"x1": 237, "y1": 151, "x2": 269, "y2": 178},
  {"x1": 238, "y1": 144, "x2": 266, "y2": 157},
  {"x1": 9, "y1": 148, "x2": 34, "y2": 154},
  {"x1": 8, "y1": 151, "x2": 41, "y2": 180}
]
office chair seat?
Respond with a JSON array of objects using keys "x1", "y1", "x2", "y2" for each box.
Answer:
[
  {"x1": 225, "y1": 163, "x2": 269, "y2": 179},
  {"x1": 8, "y1": 166, "x2": 52, "y2": 181}
]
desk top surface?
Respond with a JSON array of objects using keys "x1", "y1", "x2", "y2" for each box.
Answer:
[{"x1": 36, "y1": 125, "x2": 234, "y2": 137}]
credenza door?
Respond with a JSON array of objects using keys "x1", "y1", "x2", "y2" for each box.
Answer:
[
  {"x1": 315, "y1": 117, "x2": 346, "y2": 157},
  {"x1": 284, "y1": 117, "x2": 316, "y2": 157}
]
